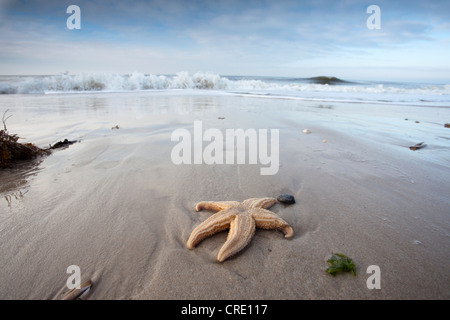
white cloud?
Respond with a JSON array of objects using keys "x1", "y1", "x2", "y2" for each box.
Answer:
[{"x1": 0, "y1": 0, "x2": 449, "y2": 80}]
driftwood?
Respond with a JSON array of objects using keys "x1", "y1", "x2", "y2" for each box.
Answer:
[
  {"x1": 0, "y1": 139, "x2": 51, "y2": 166},
  {"x1": 1, "y1": 110, "x2": 76, "y2": 168}
]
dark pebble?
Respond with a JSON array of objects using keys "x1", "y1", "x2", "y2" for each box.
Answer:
[{"x1": 277, "y1": 194, "x2": 295, "y2": 204}]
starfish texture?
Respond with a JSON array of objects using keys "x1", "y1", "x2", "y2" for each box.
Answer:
[{"x1": 186, "y1": 197, "x2": 294, "y2": 262}]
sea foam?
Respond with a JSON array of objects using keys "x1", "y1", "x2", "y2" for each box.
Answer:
[{"x1": 1, "y1": 72, "x2": 449, "y2": 106}]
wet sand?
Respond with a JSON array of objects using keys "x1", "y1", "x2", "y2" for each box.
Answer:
[{"x1": 0, "y1": 91, "x2": 449, "y2": 299}]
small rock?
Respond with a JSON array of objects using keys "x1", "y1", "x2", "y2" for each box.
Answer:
[
  {"x1": 415, "y1": 121, "x2": 420, "y2": 124},
  {"x1": 445, "y1": 123, "x2": 450, "y2": 128},
  {"x1": 302, "y1": 129, "x2": 311, "y2": 134},
  {"x1": 277, "y1": 194, "x2": 295, "y2": 204}
]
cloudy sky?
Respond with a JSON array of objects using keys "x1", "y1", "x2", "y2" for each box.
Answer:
[{"x1": 0, "y1": 0, "x2": 449, "y2": 81}]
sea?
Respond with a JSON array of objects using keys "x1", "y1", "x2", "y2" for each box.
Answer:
[{"x1": 0, "y1": 72, "x2": 449, "y2": 107}]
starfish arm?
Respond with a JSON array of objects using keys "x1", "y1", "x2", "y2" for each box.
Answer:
[
  {"x1": 242, "y1": 197, "x2": 278, "y2": 209},
  {"x1": 251, "y1": 208, "x2": 294, "y2": 238},
  {"x1": 186, "y1": 211, "x2": 235, "y2": 249},
  {"x1": 217, "y1": 214, "x2": 255, "y2": 262},
  {"x1": 195, "y1": 201, "x2": 240, "y2": 212}
]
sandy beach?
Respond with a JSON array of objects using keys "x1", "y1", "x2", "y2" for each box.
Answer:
[{"x1": 0, "y1": 90, "x2": 449, "y2": 300}]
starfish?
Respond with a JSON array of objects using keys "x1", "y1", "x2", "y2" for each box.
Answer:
[{"x1": 186, "y1": 197, "x2": 294, "y2": 262}]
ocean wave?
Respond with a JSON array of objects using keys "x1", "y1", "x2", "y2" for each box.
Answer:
[
  {"x1": 0, "y1": 72, "x2": 232, "y2": 94},
  {"x1": 0, "y1": 72, "x2": 449, "y2": 106}
]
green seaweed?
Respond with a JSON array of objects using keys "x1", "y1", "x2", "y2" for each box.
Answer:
[{"x1": 326, "y1": 253, "x2": 356, "y2": 276}]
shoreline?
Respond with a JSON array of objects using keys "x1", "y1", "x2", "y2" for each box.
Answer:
[{"x1": 0, "y1": 91, "x2": 449, "y2": 299}]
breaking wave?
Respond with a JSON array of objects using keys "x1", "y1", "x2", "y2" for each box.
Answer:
[
  {"x1": 0, "y1": 72, "x2": 231, "y2": 94},
  {"x1": 1, "y1": 72, "x2": 449, "y2": 106}
]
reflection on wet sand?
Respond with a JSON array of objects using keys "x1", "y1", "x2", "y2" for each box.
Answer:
[{"x1": 0, "y1": 158, "x2": 43, "y2": 208}]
